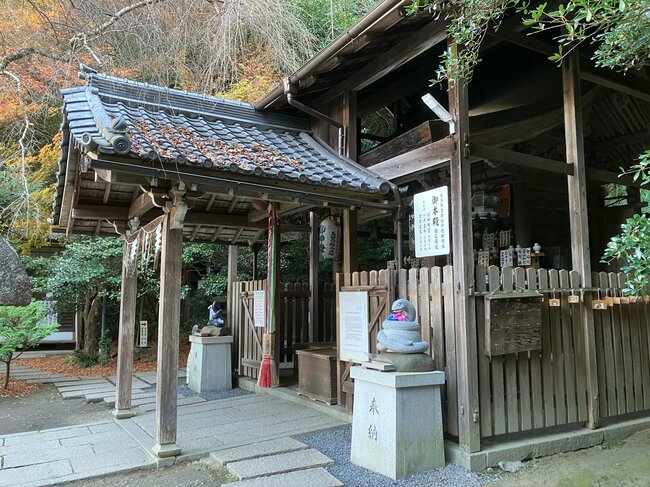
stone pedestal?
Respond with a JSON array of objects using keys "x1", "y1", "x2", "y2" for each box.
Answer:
[
  {"x1": 187, "y1": 335, "x2": 233, "y2": 393},
  {"x1": 350, "y1": 367, "x2": 446, "y2": 480}
]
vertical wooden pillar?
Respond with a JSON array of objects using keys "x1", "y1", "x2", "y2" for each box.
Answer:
[
  {"x1": 113, "y1": 243, "x2": 138, "y2": 419},
  {"x1": 153, "y1": 211, "x2": 183, "y2": 457},
  {"x1": 309, "y1": 212, "x2": 320, "y2": 342},
  {"x1": 227, "y1": 244, "x2": 238, "y2": 323},
  {"x1": 270, "y1": 205, "x2": 281, "y2": 379},
  {"x1": 342, "y1": 92, "x2": 358, "y2": 161},
  {"x1": 563, "y1": 51, "x2": 599, "y2": 429},
  {"x1": 449, "y1": 56, "x2": 481, "y2": 452},
  {"x1": 343, "y1": 209, "x2": 358, "y2": 274}
]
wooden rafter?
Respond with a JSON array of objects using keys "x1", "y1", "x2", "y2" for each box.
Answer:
[
  {"x1": 488, "y1": 30, "x2": 650, "y2": 102},
  {"x1": 312, "y1": 20, "x2": 446, "y2": 108}
]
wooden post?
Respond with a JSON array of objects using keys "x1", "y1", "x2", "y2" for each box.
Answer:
[
  {"x1": 449, "y1": 52, "x2": 481, "y2": 453},
  {"x1": 563, "y1": 51, "x2": 599, "y2": 429},
  {"x1": 309, "y1": 212, "x2": 320, "y2": 342},
  {"x1": 227, "y1": 244, "x2": 238, "y2": 323},
  {"x1": 153, "y1": 209, "x2": 184, "y2": 457},
  {"x1": 342, "y1": 92, "x2": 358, "y2": 161},
  {"x1": 113, "y1": 242, "x2": 138, "y2": 419},
  {"x1": 343, "y1": 209, "x2": 358, "y2": 274}
]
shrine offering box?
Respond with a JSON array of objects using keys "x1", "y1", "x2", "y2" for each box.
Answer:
[
  {"x1": 296, "y1": 348, "x2": 338, "y2": 405},
  {"x1": 485, "y1": 291, "x2": 542, "y2": 357}
]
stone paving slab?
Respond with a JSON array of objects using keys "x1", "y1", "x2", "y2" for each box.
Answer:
[
  {"x1": 0, "y1": 459, "x2": 73, "y2": 486},
  {"x1": 25, "y1": 377, "x2": 75, "y2": 384},
  {"x1": 57, "y1": 380, "x2": 112, "y2": 391},
  {"x1": 210, "y1": 437, "x2": 308, "y2": 466},
  {"x1": 137, "y1": 395, "x2": 206, "y2": 412},
  {"x1": 227, "y1": 449, "x2": 334, "y2": 480},
  {"x1": 223, "y1": 467, "x2": 343, "y2": 487}
]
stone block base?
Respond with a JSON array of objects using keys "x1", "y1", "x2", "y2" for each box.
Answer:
[
  {"x1": 187, "y1": 335, "x2": 233, "y2": 393},
  {"x1": 350, "y1": 367, "x2": 445, "y2": 480}
]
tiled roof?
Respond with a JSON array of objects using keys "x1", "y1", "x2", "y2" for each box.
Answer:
[{"x1": 54, "y1": 69, "x2": 391, "y2": 224}]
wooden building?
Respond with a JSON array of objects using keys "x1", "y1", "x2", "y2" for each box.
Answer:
[{"x1": 53, "y1": 0, "x2": 650, "y2": 469}]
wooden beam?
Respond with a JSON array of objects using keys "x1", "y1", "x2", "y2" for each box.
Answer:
[
  {"x1": 309, "y1": 212, "x2": 320, "y2": 342},
  {"x1": 358, "y1": 74, "x2": 430, "y2": 116},
  {"x1": 153, "y1": 210, "x2": 183, "y2": 458},
  {"x1": 489, "y1": 30, "x2": 650, "y2": 102},
  {"x1": 177, "y1": 213, "x2": 267, "y2": 229},
  {"x1": 313, "y1": 20, "x2": 446, "y2": 108},
  {"x1": 360, "y1": 120, "x2": 449, "y2": 167},
  {"x1": 563, "y1": 51, "x2": 599, "y2": 429},
  {"x1": 449, "y1": 42, "x2": 480, "y2": 453},
  {"x1": 128, "y1": 192, "x2": 156, "y2": 220},
  {"x1": 368, "y1": 138, "x2": 454, "y2": 181},
  {"x1": 586, "y1": 167, "x2": 646, "y2": 188},
  {"x1": 72, "y1": 205, "x2": 129, "y2": 221},
  {"x1": 342, "y1": 209, "x2": 358, "y2": 274},
  {"x1": 592, "y1": 127, "x2": 650, "y2": 152},
  {"x1": 102, "y1": 183, "x2": 112, "y2": 204},
  {"x1": 470, "y1": 144, "x2": 574, "y2": 175},
  {"x1": 113, "y1": 242, "x2": 138, "y2": 419}
]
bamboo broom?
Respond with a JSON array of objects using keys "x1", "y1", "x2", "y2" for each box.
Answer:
[{"x1": 258, "y1": 203, "x2": 279, "y2": 388}]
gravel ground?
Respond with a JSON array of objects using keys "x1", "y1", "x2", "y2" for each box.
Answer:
[
  {"x1": 177, "y1": 384, "x2": 252, "y2": 401},
  {"x1": 298, "y1": 427, "x2": 495, "y2": 487}
]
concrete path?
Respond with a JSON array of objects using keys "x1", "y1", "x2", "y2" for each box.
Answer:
[{"x1": 0, "y1": 392, "x2": 348, "y2": 487}]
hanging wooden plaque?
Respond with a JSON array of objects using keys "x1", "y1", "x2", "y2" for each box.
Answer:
[{"x1": 485, "y1": 291, "x2": 542, "y2": 357}]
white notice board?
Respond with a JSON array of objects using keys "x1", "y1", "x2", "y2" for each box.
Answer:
[
  {"x1": 414, "y1": 186, "x2": 450, "y2": 257},
  {"x1": 253, "y1": 290, "x2": 265, "y2": 327},
  {"x1": 339, "y1": 291, "x2": 370, "y2": 363}
]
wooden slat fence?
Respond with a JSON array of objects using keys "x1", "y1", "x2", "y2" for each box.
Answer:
[
  {"x1": 337, "y1": 265, "x2": 650, "y2": 442},
  {"x1": 230, "y1": 280, "x2": 336, "y2": 379},
  {"x1": 593, "y1": 271, "x2": 650, "y2": 418}
]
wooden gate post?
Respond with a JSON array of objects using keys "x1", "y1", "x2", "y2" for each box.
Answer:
[
  {"x1": 309, "y1": 212, "x2": 320, "y2": 342},
  {"x1": 343, "y1": 208, "x2": 358, "y2": 274},
  {"x1": 114, "y1": 234, "x2": 138, "y2": 419},
  {"x1": 227, "y1": 244, "x2": 238, "y2": 321},
  {"x1": 153, "y1": 188, "x2": 185, "y2": 458},
  {"x1": 563, "y1": 51, "x2": 599, "y2": 429},
  {"x1": 449, "y1": 47, "x2": 481, "y2": 453}
]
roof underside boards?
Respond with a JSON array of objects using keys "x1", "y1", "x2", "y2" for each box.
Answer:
[{"x1": 53, "y1": 72, "x2": 393, "y2": 242}]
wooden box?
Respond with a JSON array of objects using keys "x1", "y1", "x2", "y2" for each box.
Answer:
[
  {"x1": 296, "y1": 348, "x2": 338, "y2": 405},
  {"x1": 485, "y1": 291, "x2": 542, "y2": 357}
]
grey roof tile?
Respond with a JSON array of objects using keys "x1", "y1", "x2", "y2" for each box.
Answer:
[{"x1": 53, "y1": 72, "x2": 391, "y2": 224}]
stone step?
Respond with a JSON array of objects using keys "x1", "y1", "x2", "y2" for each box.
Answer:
[
  {"x1": 223, "y1": 467, "x2": 342, "y2": 487},
  {"x1": 102, "y1": 391, "x2": 158, "y2": 406},
  {"x1": 210, "y1": 437, "x2": 309, "y2": 466},
  {"x1": 227, "y1": 448, "x2": 334, "y2": 480},
  {"x1": 85, "y1": 389, "x2": 145, "y2": 403},
  {"x1": 61, "y1": 389, "x2": 111, "y2": 399}
]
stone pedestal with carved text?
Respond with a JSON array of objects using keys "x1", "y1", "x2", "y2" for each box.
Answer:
[
  {"x1": 350, "y1": 367, "x2": 445, "y2": 480},
  {"x1": 187, "y1": 335, "x2": 233, "y2": 393}
]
